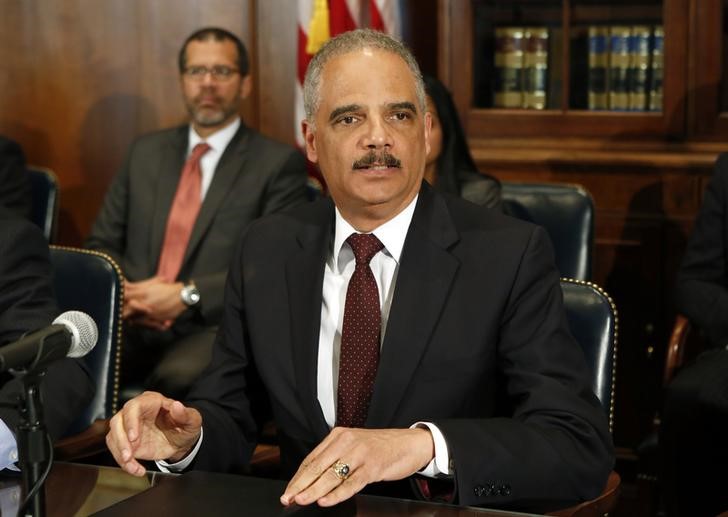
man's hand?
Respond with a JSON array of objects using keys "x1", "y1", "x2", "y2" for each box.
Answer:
[
  {"x1": 280, "y1": 427, "x2": 434, "y2": 507},
  {"x1": 123, "y1": 277, "x2": 186, "y2": 326},
  {"x1": 105, "y1": 391, "x2": 202, "y2": 477}
]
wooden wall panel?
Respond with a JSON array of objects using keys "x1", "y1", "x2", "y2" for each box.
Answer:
[{"x1": 0, "y1": 0, "x2": 253, "y2": 244}]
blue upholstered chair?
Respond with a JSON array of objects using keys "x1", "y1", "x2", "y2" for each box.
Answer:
[
  {"x1": 503, "y1": 182, "x2": 595, "y2": 281},
  {"x1": 49, "y1": 246, "x2": 123, "y2": 456},
  {"x1": 27, "y1": 166, "x2": 59, "y2": 242}
]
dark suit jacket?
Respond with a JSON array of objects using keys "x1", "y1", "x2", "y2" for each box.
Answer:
[
  {"x1": 0, "y1": 207, "x2": 94, "y2": 440},
  {"x1": 185, "y1": 183, "x2": 614, "y2": 512},
  {"x1": 85, "y1": 122, "x2": 307, "y2": 326},
  {"x1": 0, "y1": 136, "x2": 32, "y2": 220},
  {"x1": 676, "y1": 153, "x2": 728, "y2": 347}
]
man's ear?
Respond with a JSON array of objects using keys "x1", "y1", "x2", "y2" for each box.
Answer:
[
  {"x1": 302, "y1": 120, "x2": 319, "y2": 163},
  {"x1": 424, "y1": 111, "x2": 432, "y2": 157},
  {"x1": 240, "y1": 74, "x2": 253, "y2": 100}
]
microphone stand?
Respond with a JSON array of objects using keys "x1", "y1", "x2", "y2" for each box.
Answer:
[{"x1": 15, "y1": 369, "x2": 49, "y2": 517}]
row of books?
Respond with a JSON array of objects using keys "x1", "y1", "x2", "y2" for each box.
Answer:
[
  {"x1": 588, "y1": 25, "x2": 663, "y2": 111},
  {"x1": 491, "y1": 25, "x2": 664, "y2": 112},
  {"x1": 493, "y1": 27, "x2": 549, "y2": 110}
]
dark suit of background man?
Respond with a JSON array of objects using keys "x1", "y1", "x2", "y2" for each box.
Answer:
[
  {"x1": 86, "y1": 28, "x2": 307, "y2": 399},
  {"x1": 105, "y1": 29, "x2": 613, "y2": 513},
  {"x1": 0, "y1": 135, "x2": 32, "y2": 219},
  {"x1": 662, "y1": 153, "x2": 728, "y2": 517},
  {"x1": 0, "y1": 207, "x2": 94, "y2": 470}
]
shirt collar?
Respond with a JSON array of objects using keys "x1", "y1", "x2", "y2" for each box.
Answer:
[
  {"x1": 187, "y1": 117, "x2": 241, "y2": 154},
  {"x1": 332, "y1": 194, "x2": 419, "y2": 273}
]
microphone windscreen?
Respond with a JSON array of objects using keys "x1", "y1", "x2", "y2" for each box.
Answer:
[{"x1": 53, "y1": 311, "x2": 98, "y2": 358}]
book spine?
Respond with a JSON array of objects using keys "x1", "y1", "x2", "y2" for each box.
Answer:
[
  {"x1": 608, "y1": 26, "x2": 631, "y2": 111},
  {"x1": 523, "y1": 27, "x2": 548, "y2": 110},
  {"x1": 588, "y1": 26, "x2": 610, "y2": 110},
  {"x1": 648, "y1": 26, "x2": 664, "y2": 112},
  {"x1": 628, "y1": 25, "x2": 651, "y2": 111},
  {"x1": 494, "y1": 27, "x2": 525, "y2": 108}
]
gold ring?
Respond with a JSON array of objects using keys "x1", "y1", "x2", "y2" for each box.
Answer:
[{"x1": 332, "y1": 460, "x2": 350, "y2": 480}]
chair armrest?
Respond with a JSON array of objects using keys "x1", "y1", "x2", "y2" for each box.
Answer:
[
  {"x1": 546, "y1": 470, "x2": 621, "y2": 517},
  {"x1": 54, "y1": 418, "x2": 110, "y2": 461},
  {"x1": 663, "y1": 315, "x2": 691, "y2": 387}
]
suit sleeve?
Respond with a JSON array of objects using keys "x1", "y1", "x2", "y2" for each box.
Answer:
[
  {"x1": 675, "y1": 153, "x2": 728, "y2": 347},
  {"x1": 193, "y1": 148, "x2": 307, "y2": 323},
  {"x1": 185, "y1": 232, "x2": 259, "y2": 472},
  {"x1": 434, "y1": 227, "x2": 614, "y2": 512},
  {"x1": 84, "y1": 147, "x2": 132, "y2": 268},
  {"x1": 0, "y1": 216, "x2": 95, "y2": 440}
]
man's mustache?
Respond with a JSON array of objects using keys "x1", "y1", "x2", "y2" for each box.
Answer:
[{"x1": 352, "y1": 151, "x2": 401, "y2": 170}]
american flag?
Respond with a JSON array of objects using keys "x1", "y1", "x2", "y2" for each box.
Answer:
[{"x1": 296, "y1": 0, "x2": 403, "y2": 193}]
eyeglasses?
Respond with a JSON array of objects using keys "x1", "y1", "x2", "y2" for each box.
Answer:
[{"x1": 183, "y1": 65, "x2": 239, "y2": 81}]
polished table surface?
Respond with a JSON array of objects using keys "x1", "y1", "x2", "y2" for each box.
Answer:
[{"x1": 24, "y1": 462, "x2": 545, "y2": 517}]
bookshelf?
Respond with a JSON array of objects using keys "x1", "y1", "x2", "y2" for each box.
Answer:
[{"x1": 437, "y1": 0, "x2": 728, "y2": 473}]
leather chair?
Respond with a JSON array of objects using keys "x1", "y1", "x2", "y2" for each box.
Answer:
[
  {"x1": 48, "y1": 246, "x2": 124, "y2": 459},
  {"x1": 502, "y1": 182, "x2": 594, "y2": 281},
  {"x1": 546, "y1": 278, "x2": 620, "y2": 516},
  {"x1": 27, "y1": 166, "x2": 59, "y2": 242}
]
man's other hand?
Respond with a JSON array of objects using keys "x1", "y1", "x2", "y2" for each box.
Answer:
[
  {"x1": 105, "y1": 391, "x2": 202, "y2": 476},
  {"x1": 123, "y1": 277, "x2": 186, "y2": 325},
  {"x1": 281, "y1": 427, "x2": 435, "y2": 507}
]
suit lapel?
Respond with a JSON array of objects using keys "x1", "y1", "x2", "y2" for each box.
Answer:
[
  {"x1": 285, "y1": 199, "x2": 334, "y2": 440},
  {"x1": 366, "y1": 186, "x2": 460, "y2": 428},
  {"x1": 150, "y1": 127, "x2": 187, "y2": 270},
  {"x1": 183, "y1": 124, "x2": 251, "y2": 265}
]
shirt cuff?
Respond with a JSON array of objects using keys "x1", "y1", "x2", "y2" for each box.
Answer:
[
  {"x1": 411, "y1": 421, "x2": 451, "y2": 478},
  {"x1": 0, "y1": 420, "x2": 19, "y2": 471},
  {"x1": 155, "y1": 427, "x2": 203, "y2": 473}
]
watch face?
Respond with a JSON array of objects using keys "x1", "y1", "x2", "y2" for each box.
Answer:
[{"x1": 182, "y1": 285, "x2": 200, "y2": 306}]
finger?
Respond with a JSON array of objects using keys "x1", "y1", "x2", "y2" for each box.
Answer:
[
  {"x1": 106, "y1": 412, "x2": 146, "y2": 476},
  {"x1": 293, "y1": 462, "x2": 351, "y2": 506},
  {"x1": 317, "y1": 469, "x2": 369, "y2": 507}
]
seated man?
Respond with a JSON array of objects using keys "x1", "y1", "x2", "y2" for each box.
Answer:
[
  {"x1": 105, "y1": 29, "x2": 613, "y2": 513},
  {"x1": 86, "y1": 27, "x2": 307, "y2": 399},
  {"x1": 662, "y1": 153, "x2": 728, "y2": 517},
  {"x1": 0, "y1": 206, "x2": 94, "y2": 467}
]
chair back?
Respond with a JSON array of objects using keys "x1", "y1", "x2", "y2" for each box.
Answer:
[
  {"x1": 503, "y1": 182, "x2": 594, "y2": 280},
  {"x1": 560, "y1": 279, "x2": 617, "y2": 432},
  {"x1": 27, "y1": 166, "x2": 59, "y2": 242},
  {"x1": 49, "y1": 246, "x2": 123, "y2": 435}
]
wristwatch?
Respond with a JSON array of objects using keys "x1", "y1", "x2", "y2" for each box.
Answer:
[{"x1": 180, "y1": 282, "x2": 201, "y2": 307}]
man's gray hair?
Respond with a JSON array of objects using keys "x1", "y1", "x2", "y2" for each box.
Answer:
[{"x1": 302, "y1": 28, "x2": 425, "y2": 122}]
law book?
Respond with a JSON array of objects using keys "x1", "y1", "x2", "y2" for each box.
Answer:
[
  {"x1": 628, "y1": 25, "x2": 651, "y2": 111},
  {"x1": 648, "y1": 25, "x2": 664, "y2": 112},
  {"x1": 588, "y1": 26, "x2": 610, "y2": 110},
  {"x1": 523, "y1": 27, "x2": 548, "y2": 110},
  {"x1": 494, "y1": 27, "x2": 525, "y2": 108},
  {"x1": 608, "y1": 26, "x2": 631, "y2": 111}
]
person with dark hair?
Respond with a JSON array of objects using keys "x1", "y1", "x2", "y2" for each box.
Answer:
[
  {"x1": 105, "y1": 29, "x2": 611, "y2": 513},
  {"x1": 86, "y1": 27, "x2": 307, "y2": 399},
  {"x1": 0, "y1": 136, "x2": 32, "y2": 219},
  {"x1": 661, "y1": 153, "x2": 728, "y2": 517},
  {"x1": 423, "y1": 76, "x2": 501, "y2": 210}
]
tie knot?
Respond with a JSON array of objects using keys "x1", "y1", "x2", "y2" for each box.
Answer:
[
  {"x1": 347, "y1": 233, "x2": 384, "y2": 265},
  {"x1": 190, "y1": 142, "x2": 211, "y2": 161}
]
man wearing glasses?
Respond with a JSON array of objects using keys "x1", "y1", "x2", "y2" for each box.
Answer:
[{"x1": 86, "y1": 27, "x2": 307, "y2": 399}]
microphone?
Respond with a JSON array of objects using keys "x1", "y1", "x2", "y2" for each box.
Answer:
[{"x1": 0, "y1": 311, "x2": 98, "y2": 372}]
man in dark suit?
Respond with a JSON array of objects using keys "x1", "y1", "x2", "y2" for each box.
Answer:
[
  {"x1": 86, "y1": 27, "x2": 307, "y2": 398},
  {"x1": 0, "y1": 136, "x2": 32, "y2": 219},
  {"x1": 105, "y1": 29, "x2": 613, "y2": 513},
  {"x1": 0, "y1": 207, "x2": 94, "y2": 468},
  {"x1": 661, "y1": 153, "x2": 728, "y2": 517}
]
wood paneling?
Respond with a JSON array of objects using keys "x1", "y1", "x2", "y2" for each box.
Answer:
[{"x1": 0, "y1": 0, "x2": 253, "y2": 244}]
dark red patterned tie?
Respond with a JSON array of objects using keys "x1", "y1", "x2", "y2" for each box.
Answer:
[{"x1": 336, "y1": 233, "x2": 384, "y2": 428}]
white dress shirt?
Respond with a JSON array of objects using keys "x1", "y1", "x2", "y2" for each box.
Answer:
[
  {"x1": 161, "y1": 195, "x2": 451, "y2": 477},
  {"x1": 187, "y1": 117, "x2": 240, "y2": 200}
]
